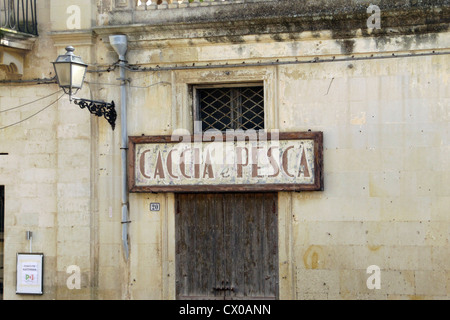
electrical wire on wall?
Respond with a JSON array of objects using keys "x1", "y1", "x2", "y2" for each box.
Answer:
[
  {"x1": 0, "y1": 90, "x2": 62, "y2": 114},
  {"x1": 0, "y1": 92, "x2": 64, "y2": 130},
  {"x1": 0, "y1": 77, "x2": 56, "y2": 86},
  {"x1": 1, "y1": 49, "x2": 448, "y2": 88},
  {"x1": 85, "y1": 80, "x2": 172, "y2": 89},
  {"x1": 0, "y1": 48, "x2": 448, "y2": 131},
  {"x1": 86, "y1": 50, "x2": 450, "y2": 74}
]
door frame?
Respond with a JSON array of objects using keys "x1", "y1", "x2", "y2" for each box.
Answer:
[
  {"x1": 161, "y1": 192, "x2": 295, "y2": 300},
  {"x1": 175, "y1": 192, "x2": 279, "y2": 300}
]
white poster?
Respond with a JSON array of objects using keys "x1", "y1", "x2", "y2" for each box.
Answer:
[{"x1": 16, "y1": 253, "x2": 43, "y2": 295}]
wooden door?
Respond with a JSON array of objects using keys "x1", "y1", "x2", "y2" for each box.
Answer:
[{"x1": 176, "y1": 193, "x2": 278, "y2": 300}]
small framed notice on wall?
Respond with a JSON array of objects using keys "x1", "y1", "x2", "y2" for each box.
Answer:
[{"x1": 16, "y1": 253, "x2": 44, "y2": 295}]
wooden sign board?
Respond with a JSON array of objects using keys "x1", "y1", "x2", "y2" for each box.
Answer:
[{"x1": 128, "y1": 132, "x2": 323, "y2": 193}]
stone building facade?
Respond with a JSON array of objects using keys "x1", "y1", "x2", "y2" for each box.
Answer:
[{"x1": 0, "y1": 0, "x2": 449, "y2": 300}]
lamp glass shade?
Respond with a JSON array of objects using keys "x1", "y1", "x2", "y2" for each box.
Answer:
[
  {"x1": 52, "y1": 46, "x2": 88, "y2": 95},
  {"x1": 53, "y1": 62, "x2": 71, "y2": 87},
  {"x1": 71, "y1": 63, "x2": 87, "y2": 88}
]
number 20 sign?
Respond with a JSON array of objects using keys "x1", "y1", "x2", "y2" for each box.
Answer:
[{"x1": 150, "y1": 203, "x2": 160, "y2": 212}]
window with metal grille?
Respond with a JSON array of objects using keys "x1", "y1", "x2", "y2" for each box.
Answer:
[{"x1": 194, "y1": 85, "x2": 264, "y2": 132}]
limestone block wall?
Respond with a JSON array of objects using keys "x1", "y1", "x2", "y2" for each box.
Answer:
[
  {"x1": 277, "y1": 55, "x2": 449, "y2": 299},
  {"x1": 0, "y1": 63, "x2": 98, "y2": 299},
  {"x1": 0, "y1": 0, "x2": 115, "y2": 300},
  {"x1": 92, "y1": 5, "x2": 449, "y2": 296},
  {"x1": 0, "y1": 0, "x2": 448, "y2": 300},
  {"x1": 1, "y1": 1, "x2": 60, "y2": 299},
  {"x1": 107, "y1": 39, "x2": 448, "y2": 300},
  {"x1": 0, "y1": 83, "x2": 59, "y2": 299}
]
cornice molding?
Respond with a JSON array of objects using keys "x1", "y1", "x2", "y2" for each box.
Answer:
[
  {"x1": 0, "y1": 28, "x2": 37, "y2": 51},
  {"x1": 93, "y1": 3, "x2": 449, "y2": 48},
  {"x1": 49, "y1": 30, "x2": 96, "y2": 47}
]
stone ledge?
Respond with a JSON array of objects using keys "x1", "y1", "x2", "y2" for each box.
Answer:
[
  {"x1": 135, "y1": 0, "x2": 272, "y2": 11},
  {"x1": 0, "y1": 29, "x2": 37, "y2": 75},
  {"x1": 0, "y1": 28, "x2": 37, "y2": 51}
]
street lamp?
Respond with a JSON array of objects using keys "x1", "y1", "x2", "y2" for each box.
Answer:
[{"x1": 52, "y1": 46, "x2": 117, "y2": 130}]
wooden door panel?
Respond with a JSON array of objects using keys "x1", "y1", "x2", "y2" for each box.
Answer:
[
  {"x1": 224, "y1": 193, "x2": 244, "y2": 299},
  {"x1": 176, "y1": 194, "x2": 222, "y2": 299},
  {"x1": 176, "y1": 193, "x2": 278, "y2": 300}
]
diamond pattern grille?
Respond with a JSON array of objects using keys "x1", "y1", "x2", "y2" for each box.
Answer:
[{"x1": 198, "y1": 86, "x2": 264, "y2": 132}]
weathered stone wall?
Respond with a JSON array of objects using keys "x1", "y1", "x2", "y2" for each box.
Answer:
[
  {"x1": 0, "y1": 0, "x2": 448, "y2": 300},
  {"x1": 97, "y1": 0, "x2": 450, "y2": 300},
  {"x1": 1, "y1": 0, "x2": 111, "y2": 300},
  {"x1": 102, "y1": 0, "x2": 449, "y2": 36},
  {"x1": 281, "y1": 54, "x2": 449, "y2": 299}
]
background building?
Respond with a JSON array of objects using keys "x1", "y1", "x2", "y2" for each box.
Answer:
[{"x1": 0, "y1": 0, "x2": 449, "y2": 300}]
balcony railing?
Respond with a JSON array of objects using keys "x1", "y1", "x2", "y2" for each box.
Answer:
[
  {"x1": 0, "y1": 0, "x2": 37, "y2": 36},
  {"x1": 135, "y1": 0, "x2": 274, "y2": 10}
]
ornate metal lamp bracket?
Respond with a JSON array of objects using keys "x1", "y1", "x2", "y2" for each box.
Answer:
[{"x1": 73, "y1": 98, "x2": 117, "y2": 130}]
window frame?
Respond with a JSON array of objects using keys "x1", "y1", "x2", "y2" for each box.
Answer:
[{"x1": 192, "y1": 82, "x2": 265, "y2": 134}]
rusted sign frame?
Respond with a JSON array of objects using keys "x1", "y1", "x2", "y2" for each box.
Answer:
[{"x1": 128, "y1": 132, "x2": 323, "y2": 193}]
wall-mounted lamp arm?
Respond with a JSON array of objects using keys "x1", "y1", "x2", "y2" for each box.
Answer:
[{"x1": 73, "y1": 98, "x2": 117, "y2": 130}]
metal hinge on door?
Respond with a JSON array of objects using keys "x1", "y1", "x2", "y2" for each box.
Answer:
[{"x1": 212, "y1": 280, "x2": 235, "y2": 293}]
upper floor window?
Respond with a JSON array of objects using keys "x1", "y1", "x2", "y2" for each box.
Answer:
[{"x1": 193, "y1": 84, "x2": 264, "y2": 133}]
